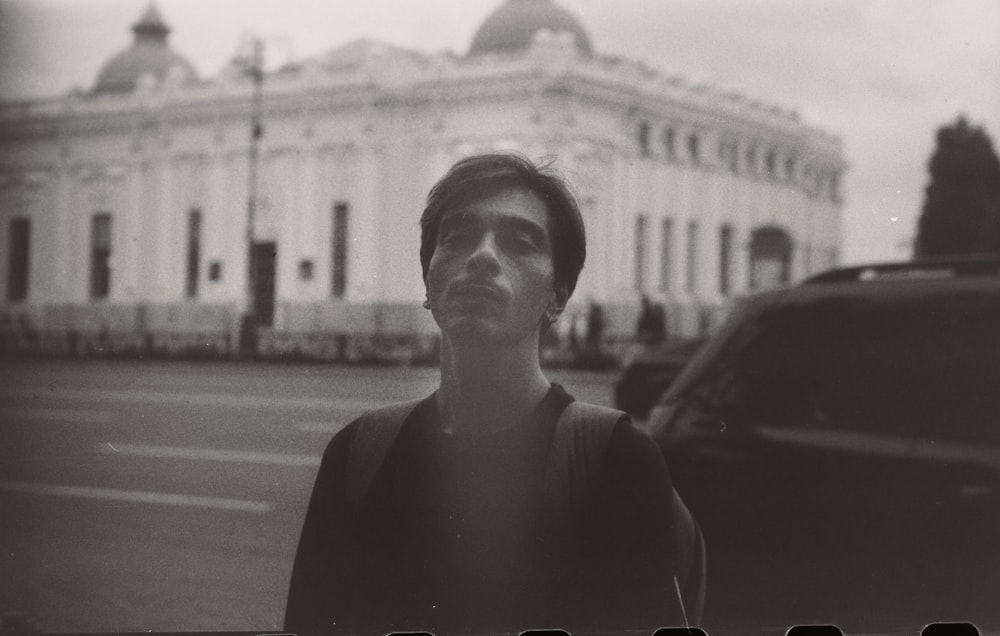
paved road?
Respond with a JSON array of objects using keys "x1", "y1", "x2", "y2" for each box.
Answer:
[{"x1": 0, "y1": 358, "x2": 615, "y2": 633}]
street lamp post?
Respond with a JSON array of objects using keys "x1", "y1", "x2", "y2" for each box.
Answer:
[{"x1": 237, "y1": 38, "x2": 265, "y2": 358}]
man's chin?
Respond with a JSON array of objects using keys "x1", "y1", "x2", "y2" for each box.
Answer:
[
  {"x1": 445, "y1": 316, "x2": 502, "y2": 339},
  {"x1": 441, "y1": 314, "x2": 515, "y2": 345}
]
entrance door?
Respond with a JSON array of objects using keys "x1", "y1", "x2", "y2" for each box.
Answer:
[
  {"x1": 749, "y1": 226, "x2": 793, "y2": 291},
  {"x1": 252, "y1": 241, "x2": 276, "y2": 327}
]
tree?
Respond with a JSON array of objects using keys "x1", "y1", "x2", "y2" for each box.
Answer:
[{"x1": 914, "y1": 116, "x2": 1000, "y2": 258}]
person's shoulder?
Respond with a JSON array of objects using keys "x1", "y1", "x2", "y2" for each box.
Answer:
[
  {"x1": 607, "y1": 412, "x2": 658, "y2": 449},
  {"x1": 319, "y1": 395, "x2": 431, "y2": 460},
  {"x1": 344, "y1": 395, "x2": 431, "y2": 440},
  {"x1": 357, "y1": 396, "x2": 428, "y2": 422},
  {"x1": 596, "y1": 406, "x2": 668, "y2": 468},
  {"x1": 557, "y1": 399, "x2": 626, "y2": 431}
]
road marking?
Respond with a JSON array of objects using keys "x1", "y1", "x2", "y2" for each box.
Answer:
[
  {"x1": 296, "y1": 421, "x2": 348, "y2": 434},
  {"x1": 0, "y1": 407, "x2": 113, "y2": 424},
  {"x1": 0, "y1": 386, "x2": 386, "y2": 412},
  {"x1": 96, "y1": 442, "x2": 322, "y2": 467},
  {"x1": 0, "y1": 480, "x2": 271, "y2": 513}
]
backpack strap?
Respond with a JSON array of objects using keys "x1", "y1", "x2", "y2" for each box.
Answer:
[
  {"x1": 543, "y1": 401, "x2": 622, "y2": 530},
  {"x1": 672, "y1": 488, "x2": 707, "y2": 622},
  {"x1": 346, "y1": 398, "x2": 423, "y2": 509},
  {"x1": 545, "y1": 400, "x2": 706, "y2": 623}
]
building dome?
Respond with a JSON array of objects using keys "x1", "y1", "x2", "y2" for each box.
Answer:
[
  {"x1": 468, "y1": 0, "x2": 592, "y2": 57},
  {"x1": 93, "y1": 4, "x2": 197, "y2": 94}
]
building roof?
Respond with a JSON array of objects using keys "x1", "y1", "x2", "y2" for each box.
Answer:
[
  {"x1": 468, "y1": 0, "x2": 592, "y2": 57},
  {"x1": 93, "y1": 3, "x2": 197, "y2": 95}
]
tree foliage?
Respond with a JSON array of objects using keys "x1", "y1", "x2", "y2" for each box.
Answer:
[{"x1": 914, "y1": 116, "x2": 1000, "y2": 258}]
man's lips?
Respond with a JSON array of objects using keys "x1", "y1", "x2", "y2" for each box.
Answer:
[{"x1": 448, "y1": 283, "x2": 505, "y2": 302}]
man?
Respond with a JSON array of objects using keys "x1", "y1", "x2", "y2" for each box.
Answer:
[
  {"x1": 636, "y1": 294, "x2": 667, "y2": 346},
  {"x1": 285, "y1": 153, "x2": 705, "y2": 635}
]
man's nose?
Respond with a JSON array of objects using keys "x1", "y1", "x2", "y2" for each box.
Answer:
[{"x1": 467, "y1": 232, "x2": 501, "y2": 273}]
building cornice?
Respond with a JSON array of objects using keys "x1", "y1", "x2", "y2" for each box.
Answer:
[{"x1": 2, "y1": 39, "x2": 841, "y2": 144}]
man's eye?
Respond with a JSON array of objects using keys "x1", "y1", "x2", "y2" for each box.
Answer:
[
  {"x1": 441, "y1": 228, "x2": 471, "y2": 245},
  {"x1": 509, "y1": 233, "x2": 541, "y2": 251}
]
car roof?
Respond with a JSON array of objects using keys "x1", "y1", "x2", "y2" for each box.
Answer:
[
  {"x1": 749, "y1": 254, "x2": 1000, "y2": 310},
  {"x1": 803, "y1": 253, "x2": 1000, "y2": 284},
  {"x1": 658, "y1": 254, "x2": 1000, "y2": 403}
]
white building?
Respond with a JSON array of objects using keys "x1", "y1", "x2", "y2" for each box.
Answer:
[{"x1": 0, "y1": 0, "x2": 845, "y2": 358}]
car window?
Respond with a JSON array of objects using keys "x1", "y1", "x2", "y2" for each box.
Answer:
[{"x1": 685, "y1": 291, "x2": 1000, "y2": 444}]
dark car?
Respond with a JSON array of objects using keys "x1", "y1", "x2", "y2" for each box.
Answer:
[
  {"x1": 648, "y1": 256, "x2": 1000, "y2": 632},
  {"x1": 613, "y1": 337, "x2": 707, "y2": 420}
]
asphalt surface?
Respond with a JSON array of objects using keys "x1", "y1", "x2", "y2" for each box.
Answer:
[{"x1": 0, "y1": 358, "x2": 614, "y2": 633}]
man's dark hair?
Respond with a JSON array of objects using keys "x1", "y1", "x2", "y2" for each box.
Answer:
[{"x1": 419, "y1": 153, "x2": 586, "y2": 298}]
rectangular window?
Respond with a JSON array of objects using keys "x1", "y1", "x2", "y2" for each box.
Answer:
[
  {"x1": 331, "y1": 202, "x2": 349, "y2": 298},
  {"x1": 90, "y1": 213, "x2": 112, "y2": 300},
  {"x1": 659, "y1": 218, "x2": 673, "y2": 292},
  {"x1": 664, "y1": 128, "x2": 676, "y2": 161},
  {"x1": 638, "y1": 122, "x2": 651, "y2": 158},
  {"x1": 634, "y1": 214, "x2": 648, "y2": 291},
  {"x1": 719, "y1": 224, "x2": 733, "y2": 295},
  {"x1": 186, "y1": 209, "x2": 202, "y2": 298},
  {"x1": 686, "y1": 220, "x2": 698, "y2": 294},
  {"x1": 7, "y1": 218, "x2": 30, "y2": 301}
]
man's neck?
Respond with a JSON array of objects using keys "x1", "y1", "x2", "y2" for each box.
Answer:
[{"x1": 436, "y1": 335, "x2": 551, "y2": 436}]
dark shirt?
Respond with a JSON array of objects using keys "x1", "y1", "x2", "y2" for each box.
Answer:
[{"x1": 285, "y1": 384, "x2": 699, "y2": 635}]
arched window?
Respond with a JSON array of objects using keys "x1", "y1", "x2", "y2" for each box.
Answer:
[
  {"x1": 749, "y1": 226, "x2": 793, "y2": 291},
  {"x1": 765, "y1": 149, "x2": 777, "y2": 178},
  {"x1": 688, "y1": 132, "x2": 700, "y2": 164},
  {"x1": 784, "y1": 155, "x2": 797, "y2": 181},
  {"x1": 638, "y1": 121, "x2": 651, "y2": 158},
  {"x1": 729, "y1": 140, "x2": 741, "y2": 174},
  {"x1": 663, "y1": 127, "x2": 676, "y2": 161},
  {"x1": 90, "y1": 213, "x2": 112, "y2": 300},
  {"x1": 719, "y1": 224, "x2": 734, "y2": 295},
  {"x1": 745, "y1": 145, "x2": 757, "y2": 175},
  {"x1": 686, "y1": 220, "x2": 699, "y2": 293},
  {"x1": 717, "y1": 136, "x2": 738, "y2": 172}
]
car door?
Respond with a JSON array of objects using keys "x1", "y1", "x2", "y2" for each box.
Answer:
[{"x1": 660, "y1": 296, "x2": 930, "y2": 525}]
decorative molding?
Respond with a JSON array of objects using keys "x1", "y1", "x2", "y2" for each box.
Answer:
[
  {"x1": 315, "y1": 141, "x2": 360, "y2": 158},
  {"x1": 70, "y1": 162, "x2": 127, "y2": 183}
]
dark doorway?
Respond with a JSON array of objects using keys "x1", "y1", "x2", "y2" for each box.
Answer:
[
  {"x1": 749, "y1": 226, "x2": 793, "y2": 291},
  {"x1": 252, "y1": 241, "x2": 277, "y2": 327}
]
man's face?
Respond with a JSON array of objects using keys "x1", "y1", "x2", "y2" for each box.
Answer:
[{"x1": 425, "y1": 186, "x2": 563, "y2": 345}]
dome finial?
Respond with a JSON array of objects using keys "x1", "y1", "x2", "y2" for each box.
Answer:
[{"x1": 132, "y1": 3, "x2": 170, "y2": 43}]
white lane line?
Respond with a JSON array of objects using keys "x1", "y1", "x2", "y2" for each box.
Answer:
[
  {"x1": 96, "y1": 442, "x2": 321, "y2": 467},
  {"x1": 0, "y1": 407, "x2": 113, "y2": 424},
  {"x1": 0, "y1": 480, "x2": 271, "y2": 513},
  {"x1": 0, "y1": 386, "x2": 386, "y2": 412},
  {"x1": 296, "y1": 421, "x2": 348, "y2": 434}
]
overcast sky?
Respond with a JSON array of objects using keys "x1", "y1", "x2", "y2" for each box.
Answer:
[{"x1": 1, "y1": 0, "x2": 998, "y2": 265}]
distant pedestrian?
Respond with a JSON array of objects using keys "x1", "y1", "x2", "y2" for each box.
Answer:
[
  {"x1": 585, "y1": 300, "x2": 605, "y2": 351},
  {"x1": 636, "y1": 294, "x2": 667, "y2": 345}
]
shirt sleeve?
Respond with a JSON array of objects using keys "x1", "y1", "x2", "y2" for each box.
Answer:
[
  {"x1": 593, "y1": 417, "x2": 706, "y2": 628},
  {"x1": 283, "y1": 422, "x2": 358, "y2": 636}
]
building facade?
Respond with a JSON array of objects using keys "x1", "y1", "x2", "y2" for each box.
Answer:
[{"x1": 0, "y1": 0, "x2": 845, "y2": 359}]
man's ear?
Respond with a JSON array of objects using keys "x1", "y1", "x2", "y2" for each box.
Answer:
[{"x1": 550, "y1": 284, "x2": 569, "y2": 315}]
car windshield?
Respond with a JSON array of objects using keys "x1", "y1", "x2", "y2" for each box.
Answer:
[{"x1": 685, "y1": 288, "x2": 1000, "y2": 442}]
